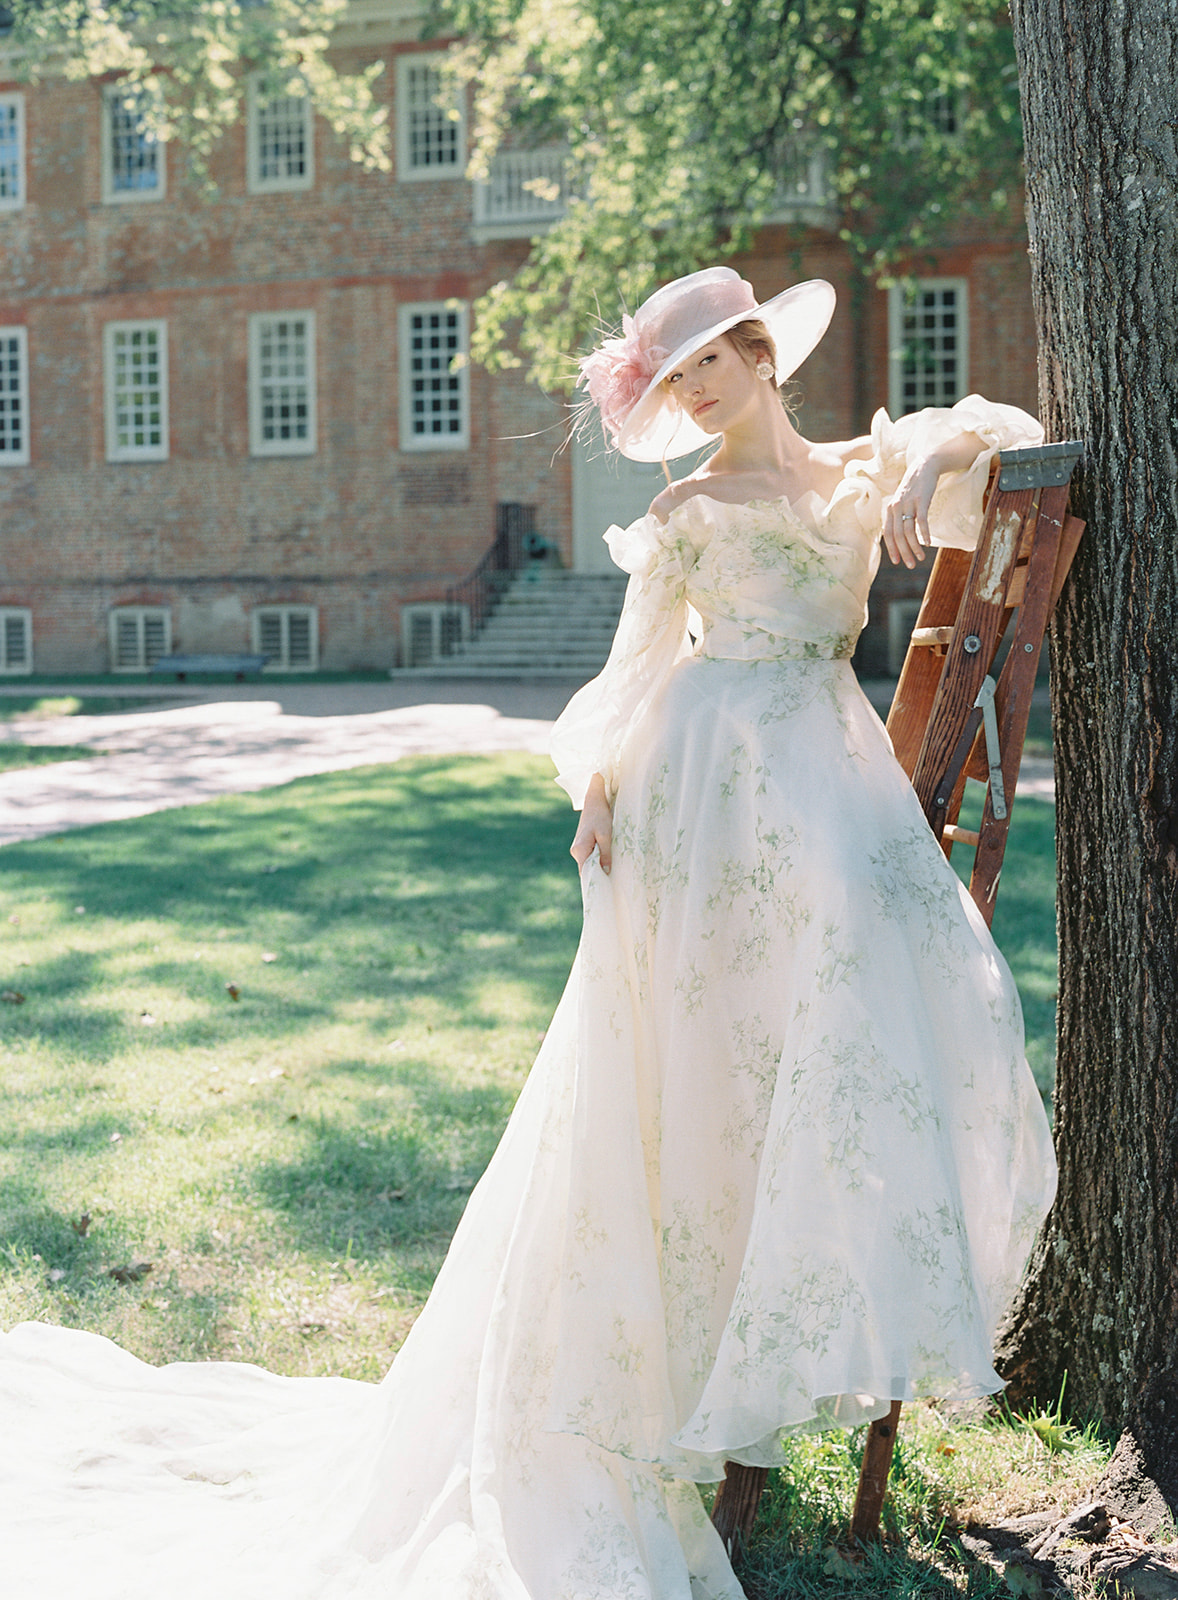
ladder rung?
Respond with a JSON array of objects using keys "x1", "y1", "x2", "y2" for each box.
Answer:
[
  {"x1": 910, "y1": 626, "x2": 955, "y2": 648},
  {"x1": 942, "y1": 824, "x2": 980, "y2": 847}
]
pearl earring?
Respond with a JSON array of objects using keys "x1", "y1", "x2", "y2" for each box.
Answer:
[{"x1": 755, "y1": 359, "x2": 775, "y2": 381}]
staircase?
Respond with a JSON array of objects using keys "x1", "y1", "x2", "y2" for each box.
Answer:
[{"x1": 408, "y1": 567, "x2": 628, "y2": 678}]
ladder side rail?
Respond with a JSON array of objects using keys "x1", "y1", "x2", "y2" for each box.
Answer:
[
  {"x1": 886, "y1": 546, "x2": 974, "y2": 779},
  {"x1": 909, "y1": 485, "x2": 1038, "y2": 827},
  {"x1": 967, "y1": 486, "x2": 1075, "y2": 920}
]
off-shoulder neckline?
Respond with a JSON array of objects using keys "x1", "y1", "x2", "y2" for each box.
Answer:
[{"x1": 655, "y1": 484, "x2": 839, "y2": 529}]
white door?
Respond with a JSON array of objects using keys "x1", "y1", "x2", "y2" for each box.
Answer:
[{"x1": 571, "y1": 435, "x2": 668, "y2": 572}]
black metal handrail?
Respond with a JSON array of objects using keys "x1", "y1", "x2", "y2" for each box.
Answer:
[{"x1": 442, "y1": 502, "x2": 537, "y2": 650}]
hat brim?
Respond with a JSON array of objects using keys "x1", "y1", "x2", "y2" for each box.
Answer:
[{"x1": 615, "y1": 278, "x2": 837, "y2": 463}]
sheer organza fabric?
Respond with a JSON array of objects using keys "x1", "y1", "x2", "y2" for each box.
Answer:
[{"x1": 0, "y1": 397, "x2": 1056, "y2": 1600}]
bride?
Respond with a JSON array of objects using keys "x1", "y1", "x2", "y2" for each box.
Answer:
[{"x1": 0, "y1": 267, "x2": 1055, "y2": 1600}]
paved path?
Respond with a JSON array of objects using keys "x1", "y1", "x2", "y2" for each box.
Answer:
[{"x1": 0, "y1": 678, "x2": 1054, "y2": 848}]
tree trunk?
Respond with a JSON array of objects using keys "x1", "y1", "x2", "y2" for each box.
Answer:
[{"x1": 996, "y1": 0, "x2": 1178, "y2": 1472}]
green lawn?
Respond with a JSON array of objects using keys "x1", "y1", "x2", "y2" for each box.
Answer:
[
  {"x1": 0, "y1": 753, "x2": 1078, "y2": 1594},
  {"x1": 0, "y1": 742, "x2": 98, "y2": 772}
]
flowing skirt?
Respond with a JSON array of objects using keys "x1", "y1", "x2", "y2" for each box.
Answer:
[{"x1": 0, "y1": 656, "x2": 1055, "y2": 1599}]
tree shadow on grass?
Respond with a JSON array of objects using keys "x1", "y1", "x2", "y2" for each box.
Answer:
[
  {"x1": 2, "y1": 756, "x2": 581, "y2": 1041},
  {"x1": 248, "y1": 1074, "x2": 517, "y2": 1260}
]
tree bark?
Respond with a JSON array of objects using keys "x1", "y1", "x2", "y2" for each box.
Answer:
[{"x1": 997, "y1": 0, "x2": 1178, "y2": 1465}]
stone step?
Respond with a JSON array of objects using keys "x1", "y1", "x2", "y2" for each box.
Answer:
[{"x1": 403, "y1": 568, "x2": 626, "y2": 677}]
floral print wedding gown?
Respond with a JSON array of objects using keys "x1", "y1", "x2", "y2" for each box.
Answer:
[{"x1": 0, "y1": 398, "x2": 1056, "y2": 1600}]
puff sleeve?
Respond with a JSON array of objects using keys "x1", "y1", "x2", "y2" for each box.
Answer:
[
  {"x1": 549, "y1": 511, "x2": 696, "y2": 808},
  {"x1": 844, "y1": 394, "x2": 1044, "y2": 550}
]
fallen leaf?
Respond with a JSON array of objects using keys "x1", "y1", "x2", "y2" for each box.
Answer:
[
  {"x1": 261, "y1": 952, "x2": 278, "y2": 963},
  {"x1": 937, "y1": 1443, "x2": 958, "y2": 1456},
  {"x1": 108, "y1": 1261, "x2": 153, "y2": 1284},
  {"x1": 1, "y1": 989, "x2": 26, "y2": 1005},
  {"x1": 72, "y1": 1212, "x2": 91, "y2": 1236},
  {"x1": 287, "y1": 1113, "x2": 299, "y2": 1122},
  {"x1": 109, "y1": 1131, "x2": 123, "y2": 1143},
  {"x1": 225, "y1": 983, "x2": 241, "y2": 1001},
  {"x1": 209, "y1": 1083, "x2": 227, "y2": 1094},
  {"x1": 139, "y1": 1011, "x2": 156, "y2": 1026}
]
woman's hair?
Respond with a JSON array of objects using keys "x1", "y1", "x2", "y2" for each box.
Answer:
[
  {"x1": 724, "y1": 318, "x2": 776, "y2": 372},
  {"x1": 724, "y1": 318, "x2": 800, "y2": 416}
]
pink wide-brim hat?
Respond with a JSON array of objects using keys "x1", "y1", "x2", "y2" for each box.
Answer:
[{"x1": 579, "y1": 267, "x2": 837, "y2": 462}]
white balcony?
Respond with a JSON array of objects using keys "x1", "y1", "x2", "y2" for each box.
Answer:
[
  {"x1": 764, "y1": 145, "x2": 840, "y2": 231},
  {"x1": 473, "y1": 146, "x2": 568, "y2": 241}
]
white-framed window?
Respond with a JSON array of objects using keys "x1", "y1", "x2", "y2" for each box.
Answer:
[
  {"x1": 247, "y1": 77, "x2": 314, "y2": 193},
  {"x1": 0, "y1": 608, "x2": 33, "y2": 675},
  {"x1": 0, "y1": 93, "x2": 26, "y2": 210},
  {"x1": 252, "y1": 604, "x2": 318, "y2": 670},
  {"x1": 399, "y1": 302, "x2": 469, "y2": 452},
  {"x1": 102, "y1": 85, "x2": 166, "y2": 203},
  {"x1": 396, "y1": 53, "x2": 464, "y2": 179},
  {"x1": 401, "y1": 602, "x2": 469, "y2": 667},
  {"x1": 249, "y1": 312, "x2": 317, "y2": 456},
  {"x1": 104, "y1": 320, "x2": 168, "y2": 462},
  {"x1": 0, "y1": 327, "x2": 30, "y2": 466},
  {"x1": 109, "y1": 606, "x2": 171, "y2": 671},
  {"x1": 888, "y1": 278, "x2": 969, "y2": 416}
]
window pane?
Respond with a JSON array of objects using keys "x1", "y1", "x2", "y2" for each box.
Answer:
[
  {"x1": 257, "y1": 317, "x2": 311, "y2": 442},
  {"x1": 409, "y1": 310, "x2": 463, "y2": 437},
  {"x1": 142, "y1": 615, "x2": 167, "y2": 666},
  {"x1": 3, "y1": 613, "x2": 28, "y2": 668},
  {"x1": 406, "y1": 63, "x2": 459, "y2": 170},
  {"x1": 256, "y1": 94, "x2": 309, "y2": 182},
  {"x1": 108, "y1": 92, "x2": 161, "y2": 193},
  {"x1": 898, "y1": 287, "x2": 963, "y2": 413},
  {"x1": 286, "y1": 612, "x2": 312, "y2": 666},
  {"x1": 116, "y1": 615, "x2": 142, "y2": 668},
  {"x1": 258, "y1": 613, "x2": 284, "y2": 658},
  {"x1": 110, "y1": 325, "x2": 164, "y2": 452},
  {"x1": 0, "y1": 99, "x2": 21, "y2": 201},
  {"x1": 0, "y1": 331, "x2": 25, "y2": 456}
]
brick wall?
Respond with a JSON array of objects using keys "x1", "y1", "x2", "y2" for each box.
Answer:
[
  {"x1": 0, "y1": 45, "x2": 571, "y2": 675},
  {"x1": 0, "y1": 31, "x2": 1037, "y2": 680}
]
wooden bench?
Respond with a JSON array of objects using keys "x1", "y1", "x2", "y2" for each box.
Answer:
[{"x1": 150, "y1": 653, "x2": 269, "y2": 682}]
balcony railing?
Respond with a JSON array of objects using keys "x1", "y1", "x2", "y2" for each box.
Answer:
[
  {"x1": 473, "y1": 146, "x2": 568, "y2": 239},
  {"x1": 764, "y1": 145, "x2": 840, "y2": 230}
]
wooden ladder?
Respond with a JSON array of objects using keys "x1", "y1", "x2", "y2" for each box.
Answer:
[{"x1": 711, "y1": 439, "x2": 1085, "y2": 1558}]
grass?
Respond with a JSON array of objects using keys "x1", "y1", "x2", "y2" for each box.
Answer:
[
  {"x1": 955, "y1": 786, "x2": 1057, "y2": 1097},
  {"x1": 0, "y1": 742, "x2": 98, "y2": 772},
  {"x1": 0, "y1": 754, "x2": 580, "y2": 1376},
  {"x1": 0, "y1": 695, "x2": 160, "y2": 720},
  {"x1": 736, "y1": 1399, "x2": 1109, "y2": 1598},
  {"x1": 0, "y1": 752, "x2": 1075, "y2": 1590}
]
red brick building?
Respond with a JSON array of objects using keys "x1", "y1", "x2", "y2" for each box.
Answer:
[{"x1": 0, "y1": 0, "x2": 1038, "y2": 679}]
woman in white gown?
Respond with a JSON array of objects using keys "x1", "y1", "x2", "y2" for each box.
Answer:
[{"x1": 0, "y1": 268, "x2": 1055, "y2": 1600}]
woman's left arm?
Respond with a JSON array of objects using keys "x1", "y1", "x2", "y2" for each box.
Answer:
[{"x1": 881, "y1": 431, "x2": 988, "y2": 569}]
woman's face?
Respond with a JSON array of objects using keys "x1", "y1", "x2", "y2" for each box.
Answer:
[{"x1": 664, "y1": 335, "x2": 759, "y2": 434}]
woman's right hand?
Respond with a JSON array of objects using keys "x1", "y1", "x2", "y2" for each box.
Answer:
[{"x1": 570, "y1": 773, "x2": 613, "y2": 874}]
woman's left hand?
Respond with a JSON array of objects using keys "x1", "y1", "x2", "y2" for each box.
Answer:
[
  {"x1": 881, "y1": 430, "x2": 989, "y2": 569},
  {"x1": 881, "y1": 458, "x2": 939, "y2": 569}
]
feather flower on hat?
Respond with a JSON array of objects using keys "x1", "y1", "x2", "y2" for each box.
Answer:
[{"x1": 578, "y1": 315, "x2": 669, "y2": 445}]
